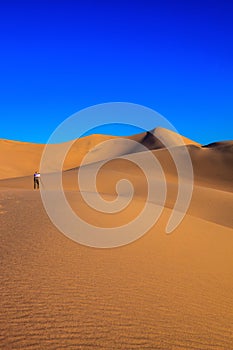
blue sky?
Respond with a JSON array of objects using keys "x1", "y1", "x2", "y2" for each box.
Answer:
[{"x1": 0, "y1": 0, "x2": 232, "y2": 144}]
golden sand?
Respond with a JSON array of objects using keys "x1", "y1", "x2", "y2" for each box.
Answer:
[{"x1": 0, "y1": 130, "x2": 232, "y2": 349}]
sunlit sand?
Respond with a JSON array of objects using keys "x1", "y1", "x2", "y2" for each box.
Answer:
[{"x1": 0, "y1": 129, "x2": 232, "y2": 349}]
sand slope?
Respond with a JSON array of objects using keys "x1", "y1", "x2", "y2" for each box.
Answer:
[
  {"x1": 0, "y1": 139, "x2": 44, "y2": 179},
  {"x1": 0, "y1": 127, "x2": 199, "y2": 179},
  {"x1": 0, "y1": 135, "x2": 117, "y2": 179},
  {"x1": 0, "y1": 129, "x2": 233, "y2": 349},
  {"x1": 0, "y1": 189, "x2": 233, "y2": 349}
]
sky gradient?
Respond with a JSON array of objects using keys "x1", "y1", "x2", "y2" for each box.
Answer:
[{"x1": 0, "y1": 0, "x2": 232, "y2": 144}]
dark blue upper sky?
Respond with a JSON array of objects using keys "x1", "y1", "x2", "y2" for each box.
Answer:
[{"x1": 0, "y1": 0, "x2": 232, "y2": 144}]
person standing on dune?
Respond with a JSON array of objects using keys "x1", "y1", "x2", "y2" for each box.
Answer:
[{"x1": 34, "y1": 171, "x2": 40, "y2": 189}]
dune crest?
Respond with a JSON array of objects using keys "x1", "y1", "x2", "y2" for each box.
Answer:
[{"x1": 0, "y1": 127, "x2": 206, "y2": 180}]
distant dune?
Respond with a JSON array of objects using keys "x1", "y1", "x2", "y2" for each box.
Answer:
[
  {"x1": 0, "y1": 139, "x2": 44, "y2": 179},
  {"x1": 0, "y1": 128, "x2": 233, "y2": 349},
  {"x1": 0, "y1": 127, "x2": 200, "y2": 180},
  {"x1": 129, "y1": 127, "x2": 201, "y2": 150},
  {"x1": 0, "y1": 134, "x2": 116, "y2": 179}
]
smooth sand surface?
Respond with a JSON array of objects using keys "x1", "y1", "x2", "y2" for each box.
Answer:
[
  {"x1": 0, "y1": 128, "x2": 199, "y2": 180},
  {"x1": 0, "y1": 135, "x2": 116, "y2": 180},
  {"x1": 0, "y1": 129, "x2": 233, "y2": 349}
]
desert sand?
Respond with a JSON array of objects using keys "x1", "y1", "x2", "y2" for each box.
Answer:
[{"x1": 0, "y1": 128, "x2": 233, "y2": 349}]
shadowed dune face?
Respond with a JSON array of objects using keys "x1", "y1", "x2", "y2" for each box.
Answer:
[
  {"x1": 188, "y1": 143, "x2": 233, "y2": 189},
  {"x1": 203, "y1": 140, "x2": 233, "y2": 149},
  {"x1": 0, "y1": 129, "x2": 233, "y2": 349}
]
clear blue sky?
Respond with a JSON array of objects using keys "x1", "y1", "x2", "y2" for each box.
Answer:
[{"x1": 0, "y1": 0, "x2": 232, "y2": 144}]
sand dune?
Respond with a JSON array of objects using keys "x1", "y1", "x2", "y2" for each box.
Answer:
[
  {"x1": 0, "y1": 135, "x2": 116, "y2": 179},
  {"x1": 0, "y1": 139, "x2": 44, "y2": 179},
  {"x1": 0, "y1": 127, "x2": 199, "y2": 179},
  {"x1": 129, "y1": 127, "x2": 201, "y2": 150},
  {"x1": 0, "y1": 129, "x2": 233, "y2": 349}
]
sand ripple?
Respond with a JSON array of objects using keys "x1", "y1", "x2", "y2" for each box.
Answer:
[{"x1": 0, "y1": 191, "x2": 233, "y2": 349}]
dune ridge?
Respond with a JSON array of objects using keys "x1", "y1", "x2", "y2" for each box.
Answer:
[{"x1": 0, "y1": 127, "x2": 200, "y2": 180}]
